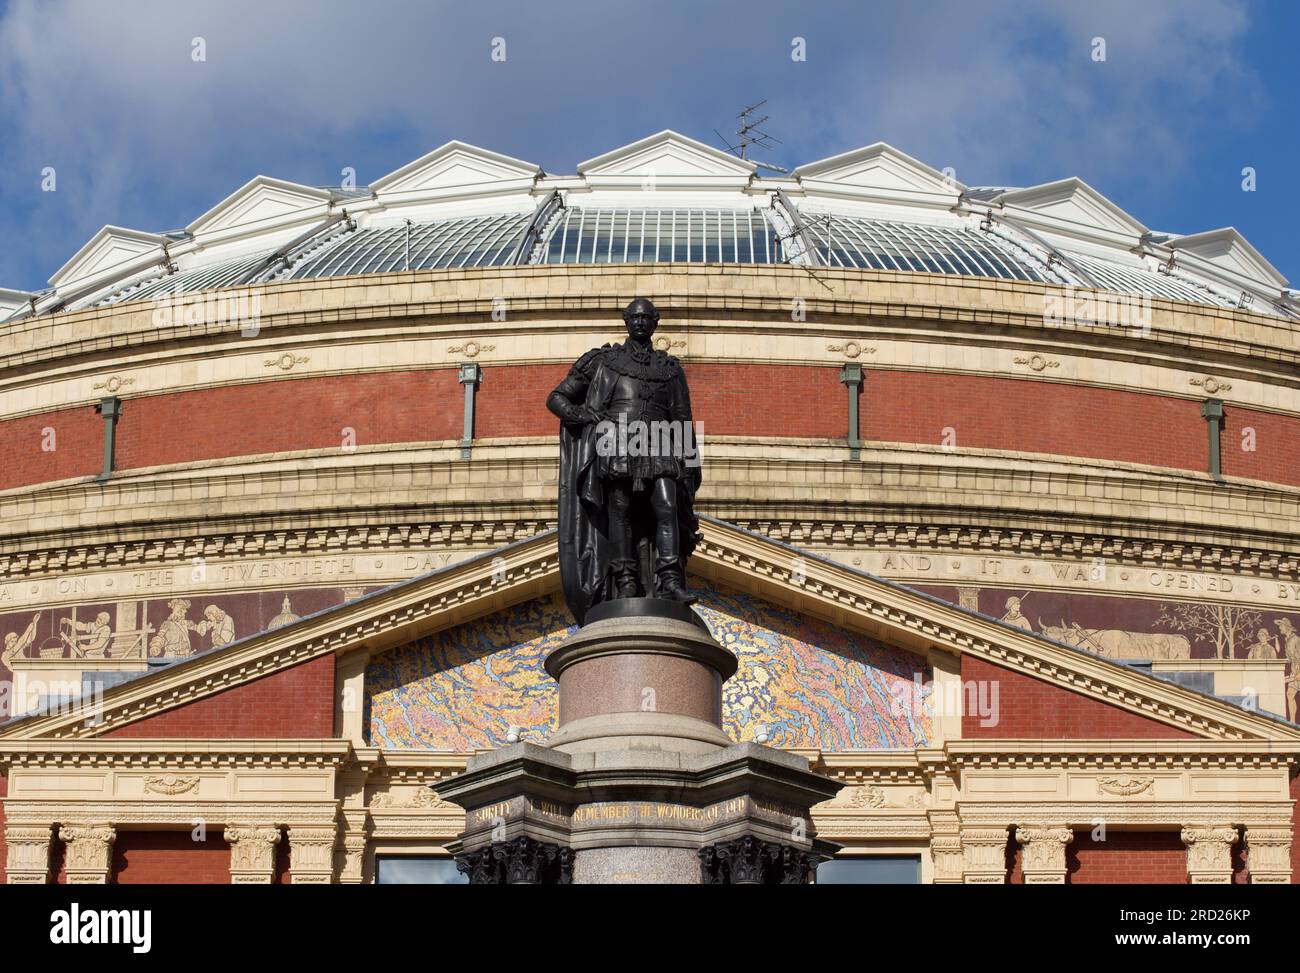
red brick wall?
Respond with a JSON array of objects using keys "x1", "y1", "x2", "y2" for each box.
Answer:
[
  {"x1": 476, "y1": 363, "x2": 567, "y2": 439},
  {"x1": 111, "y1": 830, "x2": 232, "y2": 884},
  {"x1": 1067, "y1": 830, "x2": 1187, "y2": 883},
  {"x1": 1222, "y1": 405, "x2": 1297, "y2": 484},
  {"x1": 685, "y1": 363, "x2": 848, "y2": 439},
  {"x1": 113, "y1": 371, "x2": 463, "y2": 472},
  {"x1": 0, "y1": 405, "x2": 102, "y2": 489},
  {"x1": 106, "y1": 654, "x2": 334, "y2": 739},
  {"x1": 9, "y1": 365, "x2": 1298, "y2": 491},
  {"x1": 860, "y1": 370, "x2": 1209, "y2": 471},
  {"x1": 960, "y1": 656, "x2": 1196, "y2": 739}
]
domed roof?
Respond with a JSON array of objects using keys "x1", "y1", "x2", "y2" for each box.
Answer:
[
  {"x1": 268, "y1": 596, "x2": 301, "y2": 630},
  {"x1": 6, "y1": 131, "x2": 1294, "y2": 322}
]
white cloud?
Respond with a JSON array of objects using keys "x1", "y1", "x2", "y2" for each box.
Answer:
[{"x1": 0, "y1": 0, "x2": 1266, "y2": 288}]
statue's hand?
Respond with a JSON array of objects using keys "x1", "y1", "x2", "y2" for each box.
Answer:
[{"x1": 578, "y1": 405, "x2": 603, "y2": 426}]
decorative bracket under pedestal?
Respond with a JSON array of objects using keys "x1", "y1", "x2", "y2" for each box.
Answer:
[
  {"x1": 698, "y1": 836, "x2": 822, "y2": 885},
  {"x1": 455, "y1": 837, "x2": 573, "y2": 885}
]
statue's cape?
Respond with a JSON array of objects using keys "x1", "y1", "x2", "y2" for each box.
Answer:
[{"x1": 556, "y1": 350, "x2": 700, "y2": 625}]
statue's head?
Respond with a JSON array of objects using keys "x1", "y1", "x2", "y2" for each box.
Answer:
[{"x1": 623, "y1": 297, "x2": 659, "y2": 342}]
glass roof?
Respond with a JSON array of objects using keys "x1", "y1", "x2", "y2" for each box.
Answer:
[
  {"x1": 52, "y1": 201, "x2": 1291, "y2": 321},
  {"x1": 803, "y1": 213, "x2": 1058, "y2": 283},
  {"x1": 1067, "y1": 253, "x2": 1237, "y2": 310},
  {"x1": 537, "y1": 208, "x2": 779, "y2": 265},
  {"x1": 280, "y1": 213, "x2": 531, "y2": 279},
  {"x1": 89, "y1": 250, "x2": 273, "y2": 308}
]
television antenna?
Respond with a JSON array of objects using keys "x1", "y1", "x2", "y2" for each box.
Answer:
[{"x1": 715, "y1": 100, "x2": 789, "y2": 174}]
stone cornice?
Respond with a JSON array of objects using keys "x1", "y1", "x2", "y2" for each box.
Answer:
[
  {"x1": 4, "y1": 801, "x2": 340, "y2": 828},
  {"x1": 0, "y1": 738, "x2": 353, "y2": 769},
  {"x1": 4, "y1": 442, "x2": 1298, "y2": 582},
  {"x1": 956, "y1": 802, "x2": 1294, "y2": 828},
  {"x1": 4, "y1": 264, "x2": 1298, "y2": 383},
  {"x1": 942, "y1": 739, "x2": 1300, "y2": 769}
]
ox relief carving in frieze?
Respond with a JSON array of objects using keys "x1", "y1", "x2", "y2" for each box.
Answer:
[{"x1": 914, "y1": 584, "x2": 1300, "y2": 720}]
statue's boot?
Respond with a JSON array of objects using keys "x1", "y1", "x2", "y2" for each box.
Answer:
[
  {"x1": 654, "y1": 556, "x2": 696, "y2": 605},
  {"x1": 611, "y1": 558, "x2": 642, "y2": 599}
]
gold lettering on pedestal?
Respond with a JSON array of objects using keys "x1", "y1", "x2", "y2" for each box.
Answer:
[
  {"x1": 471, "y1": 801, "x2": 513, "y2": 826},
  {"x1": 528, "y1": 799, "x2": 567, "y2": 819}
]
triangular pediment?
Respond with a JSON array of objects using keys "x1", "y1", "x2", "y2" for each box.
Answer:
[
  {"x1": 186, "y1": 176, "x2": 333, "y2": 237},
  {"x1": 1169, "y1": 227, "x2": 1287, "y2": 290},
  {"x1": 371, "y1": 141, "x2": 541, "y2": 199},
  {"x1": 48, "y1": 225, "x2": 164, "y2": 288},
  {"x1": 578, "y1": 130, "x2": 755, "y2": 188},
  {"x1": 794, "y1": 142, "x2": 963, "y2": 205},
  {"x1": 998, "y1": 177, "x2": 1147, "y2": 243},
  {"x1": 2, "y1": 519, "x2": 1292, "y2": 743},
  {"x1": 0, "y1": 288, "x2": 35, "y2": 316}
]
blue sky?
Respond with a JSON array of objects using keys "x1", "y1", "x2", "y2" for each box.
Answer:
[{"x1": 0, "y1": 0, "x2": 1295, "y2": 291}]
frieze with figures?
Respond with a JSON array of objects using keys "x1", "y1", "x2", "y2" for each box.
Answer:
[
  {"x1": 917, "y1": 584, "x2": 1300, "y2": 720},
  {"x1": 0, "y1": 586, "x2": 380, "y2": 685}
]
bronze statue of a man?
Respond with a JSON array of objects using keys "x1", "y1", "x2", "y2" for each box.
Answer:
[{"x1": 548, "y1": 298, "x2": 702, "y2": 624}]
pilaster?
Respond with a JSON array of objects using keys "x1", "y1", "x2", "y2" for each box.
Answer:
[
  {"x1": 1181, "y1": 825, "x2": 1238, "y2": 884},
  {"x1": 59, "y1": 824, "x2": 116, "y2": 884},
  {"x1": 226, "y1": 825, "x2": 281, "y2": 884},
  {"x1": 961, "y1": 826, "x2": 1010, "y2": 884},
  {"x1": 1243, "y1": 826, "x2": 1292, "y2": 884},
  {"x1": 4, "y1": 824, "x2": 53, "y2": 884},
  {"x1": 287, "y1": 825, "x2": 338, "y2": 884},
  {"x1": 1016, "y1": 826, "x2": 1073, "y2": 884}
]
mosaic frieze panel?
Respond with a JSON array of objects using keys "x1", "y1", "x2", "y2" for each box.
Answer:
[{"x1": 366, "y1": 582, "x2": 932, "y2": 751}]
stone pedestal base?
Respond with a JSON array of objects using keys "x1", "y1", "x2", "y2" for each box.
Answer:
[
  {"x1": 434, "y1": 599, "x2": 842, "y2": 884},
  {"x1": 437, "y1": 741, "x2": 839, "y2": 884}
]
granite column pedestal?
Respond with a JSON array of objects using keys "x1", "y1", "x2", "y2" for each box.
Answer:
[{"x1": 434, "y1": 598, "x2": 842, "y2": 884}]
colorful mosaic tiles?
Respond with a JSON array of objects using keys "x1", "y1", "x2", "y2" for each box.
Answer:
[
  {"x1": 366, "y1": 594, "x2": 572, "y2": 751},
  {"x1": 696, "y1": 588, "x2": 930, "y2": 749},
  {"x1": 366, "y1": 583, "x2": 931, "y2": 751}
]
